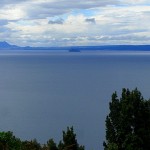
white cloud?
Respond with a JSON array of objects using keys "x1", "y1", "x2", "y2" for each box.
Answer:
[
  {"x1": 123, "y1": 0, "x2": 150, "y2": 5},
  {"x1": 0, "y1": 0, "x2": 150, "y2": 46},
  {"x1": 0, "y1": 5, "x2": 26, "y2": 20}
]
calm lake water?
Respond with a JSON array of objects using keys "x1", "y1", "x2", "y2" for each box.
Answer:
[{"x1": 0, "y1": 50, "x2": 150, "y2": 150}]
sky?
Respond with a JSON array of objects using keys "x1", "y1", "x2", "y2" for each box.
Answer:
[{"x1": 0, "y1": 0, "x2": 150, "y2": 47}]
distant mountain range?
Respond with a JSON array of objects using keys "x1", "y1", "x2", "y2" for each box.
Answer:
[
  {"x1": 0, "y1": 41, "x2": 19, "y2": 49},
  {"x1": 0, "y1": 41, "x2": 150, "y2": 51}
]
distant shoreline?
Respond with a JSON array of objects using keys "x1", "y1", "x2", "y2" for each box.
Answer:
[{"x1": 0, "y1": 41, "x2": 150, "y2": 51}]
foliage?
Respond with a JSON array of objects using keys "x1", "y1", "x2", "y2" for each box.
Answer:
[
  {"x1": 59, "y1": 126, "x2": 84, "y2": 150},
  {"x1": 22, "y1": 139, "x2": 41, "y2": 150},
  {"x1": 0, "y1": 131, "x2": 22, "y2": 150},
  {"x1": 47, "y1": 138, "x2": 58, "y2": 150},
  {"x1": 0, "y1": 127, "x2": 84, "y2": 150},
  {"x1": 104, "y1": 88, "x2": 150, "y2": 150}
]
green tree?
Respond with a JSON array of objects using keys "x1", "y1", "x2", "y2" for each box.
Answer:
[
  {"x1": 0, "y1": 131, "x2": 22, "y2": 150},
  {"x1": 47, "y1": 138, "x2": 58, "y2": 150},
  {"x1": 41, "y1": 144, "x2": 48, "y2": 150},
  {"x1": 22, "y1": 139, "x2": 41, "y2": 150},
  {"x1": 104, "y1": 88, "x2": 150, "y2": 150},
  {"x1": 58, "y1": 126, "x2": 84, "y2": 150}
]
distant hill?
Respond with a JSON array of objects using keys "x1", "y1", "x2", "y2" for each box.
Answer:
[
  {"x1": 0, "y1": 41, "x2": 11, "y2": 47},
  {"x1": 0, "y1": 41, "x2": 19, "y2": 49},
  {"x1": 69, "y1": 45, "x2": 150, "y2": 51},
  {"x1": 0, "y1": 41, "x2": 150, "y2": 51}
]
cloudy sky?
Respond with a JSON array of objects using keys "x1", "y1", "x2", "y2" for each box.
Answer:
[{"x1": 0, "y1": 0, "x2": 150, "y2": 46}]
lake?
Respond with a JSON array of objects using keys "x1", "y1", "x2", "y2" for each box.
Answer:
[{"x1": 0, "y1": 50, "x2": 150, "y2": 150}]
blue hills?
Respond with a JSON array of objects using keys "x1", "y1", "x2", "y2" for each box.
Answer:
[
  {"x1": 0, "y1": 41, "x2": 150, "y2": 51},
  {"x1": 0, "y1": 41, "x2": 19, "y2": 49}
]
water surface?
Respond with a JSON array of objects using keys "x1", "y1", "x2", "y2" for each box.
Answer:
[{"x1": 0, "y1": 51, "x2": 150, "y2": 150}]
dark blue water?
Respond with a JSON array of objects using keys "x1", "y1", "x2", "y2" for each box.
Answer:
[{"x1": 0, "y1": 51, "x2": 150, "y2": 150}]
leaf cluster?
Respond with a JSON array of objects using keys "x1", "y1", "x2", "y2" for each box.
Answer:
[
  {"x1": 104, "y1": 88, "x2": 150, "y2": 150},
  {"x1": 0, "y1": 127, "x2": 84, "y2": 150}
]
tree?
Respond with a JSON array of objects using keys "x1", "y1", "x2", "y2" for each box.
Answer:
[
  {"x1": 0, "y1": 131, "x2": 22, "y2": 150},
  {"x1": 47, "y1": 139, "x2": 58, "y2": 150},
  {"x1": 22, "y1": 139, "x2": 41, "y2": 150},
  {"x1": 104, "y1": 88, "x2": 150, "y2": 150},
  {"x1": 58, "y1": 126, "x2": 84, "y2": 150}
]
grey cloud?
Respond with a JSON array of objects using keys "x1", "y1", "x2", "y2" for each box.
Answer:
[
  {"x1": 48, "y1": 18, "x2": 64, "y2": 24},
  {"x1": 0, "y1": 20, "x2": 8, "y2": 26},
  {"x1": 142, "y1": 11, "x2": 150, "y2": 18},
  {"x1": 0, "y1": 0, "x2": 29, "y2": 4},
  {"x1": 0, "y1": 0, "x2": 29, "y2": 7},
  {"x1": 0, "y1": 27, "x2": 9, "y2": 32},
  {"x1": 45, "y1": 34, "x2": 150, "y2": 45},
  {"x1": 143, "y1": 11, "x2": 150, "y2": 14},
  {"x1": 0, "y1": 0, "x2": 120, "y2": 20},
  {"x1": 85, "y1": 18, "x2": 96, "y2": 24},
  {"x1": 25, "y1": 7, "x2": 69, "y2": 19},
  {"x1": 113, "y1": 35, "x2": 150, "y2": 41},
  {"x1": 41, "y1": 0, "x2": 119, "y2": 9},
  {"x1": 87, "y1": 35, "x2": 150, "y2": 43},
  {"x1": 24, "y1": 0, "x2": 120, "y2": 19}
]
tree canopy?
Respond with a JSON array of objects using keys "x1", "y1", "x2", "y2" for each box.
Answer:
[
  {"x1": 0, "y1": 127, "x2": 84, "y2": 150},
  {"x1": 103, "y1": 88, "x2": 150, "y2": 150},
  {"x1": 58, "y1": 126, "x2": 84, "y2": 150}
]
